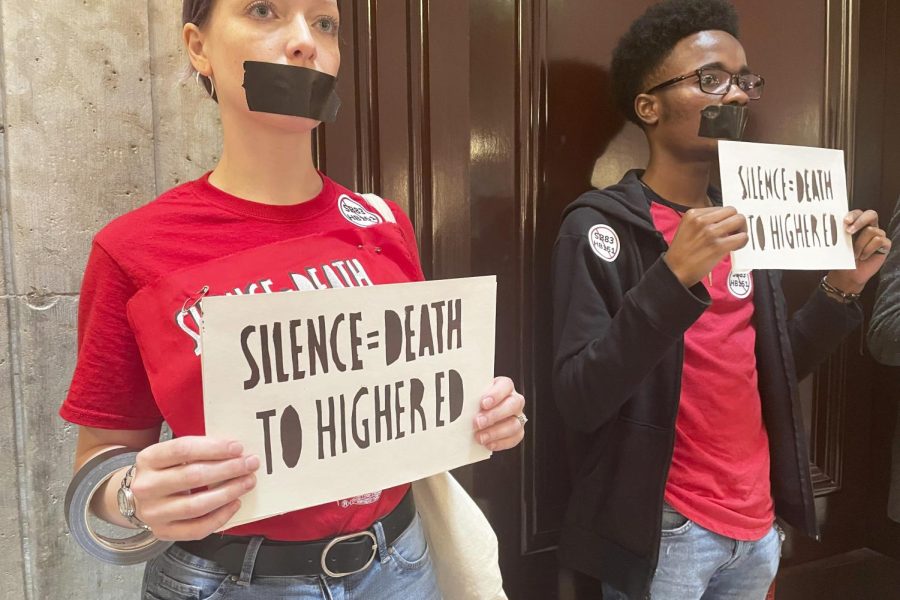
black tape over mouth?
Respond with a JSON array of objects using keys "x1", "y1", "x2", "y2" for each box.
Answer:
[
  {"x1": 698, "y1": 104, "x2": 749, "y2": 140},
  {"x1": 243, "y1": 61, "x2": 341, "y2": 123}
]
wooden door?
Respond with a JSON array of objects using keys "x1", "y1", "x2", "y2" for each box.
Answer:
[{"x1": 326, "y1": 1, "x2": 898, "y2": 598}]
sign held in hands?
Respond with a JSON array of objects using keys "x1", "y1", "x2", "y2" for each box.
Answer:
[
  {"x1": 718, "y1": 140, "x2": 856, "y2": 272},
  {"x1": 200, "y1": 277, "x2": 497, "y2": 528}
]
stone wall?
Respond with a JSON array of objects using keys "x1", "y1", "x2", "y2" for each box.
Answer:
[{"x1": 0, "y1": 2, "x2": 220, "y2": 597}]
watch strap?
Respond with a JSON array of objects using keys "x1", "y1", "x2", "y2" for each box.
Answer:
[{"x1": 118, "y1": 465, "x2": 150, "y2": 530}]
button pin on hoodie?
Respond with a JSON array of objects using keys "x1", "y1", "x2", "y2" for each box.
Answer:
[
  {"x1": 588, "y1": 224, "x2": 620, "y2": 262},
  {"x1": 728, "y1": 270, "x2": 753, "y2": 299}
]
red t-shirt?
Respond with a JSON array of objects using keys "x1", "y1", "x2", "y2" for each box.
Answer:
[
  {"x1": 60, "y1": 172, "x2": 425, "y2": 541},
  {"x1": 648, "y1": 192, "x2": 774, "y2": 541}
]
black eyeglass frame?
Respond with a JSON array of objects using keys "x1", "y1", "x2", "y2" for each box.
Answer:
[{"x1": 644, "y1": 66, "x2": 765, "y2": 98}]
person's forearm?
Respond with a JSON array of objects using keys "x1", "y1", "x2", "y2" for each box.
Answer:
[
  {"x1": 788, "y1": 285, "x2": 862, "y2": 379},
  {"x1": 75, "y1": 444, "x2": 138, "y2": 529},
  {"x1": 93, "y1": 466, "x2": 135, "y2": 528},
  {"x1": 73, "y1": 425, "x2": 163, "y2": 529},
  {"x1": 554, "y1": 257, "x2": 710, "y2": 432}
]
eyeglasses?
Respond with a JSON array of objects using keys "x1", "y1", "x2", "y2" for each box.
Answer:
[{"x1": 645, "y1": 66, "x2": 765, "y2": 99}]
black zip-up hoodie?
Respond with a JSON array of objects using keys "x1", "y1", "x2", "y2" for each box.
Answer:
[{"x1": 552, "y1": 170, "x2": 862, "y2": 599}]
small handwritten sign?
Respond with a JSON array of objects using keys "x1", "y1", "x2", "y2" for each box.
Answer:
[
  {"x1": 201, "y1": 277, "x2": 496, "y2": 528},
  {"x1": 718, "y1": 141, "x2": 856, "y2": 272}
]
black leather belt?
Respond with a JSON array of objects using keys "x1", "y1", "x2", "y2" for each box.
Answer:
[{"x1": 176, "y1": 491, "x2": 415, "y2": 577}]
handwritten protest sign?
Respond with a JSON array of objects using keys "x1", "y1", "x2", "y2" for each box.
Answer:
[
  {"x1": 200, "y1": 277, "x2": 496, "y2": 528},
  {"x1": 718, "y1": 141, "x2": 856, "y2": 272}
]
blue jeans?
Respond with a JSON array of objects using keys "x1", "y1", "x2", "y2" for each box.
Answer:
[
  {"x1": 141, "y1": 514, "x2": 440, "y2": 600},
  {"x1": 603, "y1": 504, "x2": 783, "y2": 600}
]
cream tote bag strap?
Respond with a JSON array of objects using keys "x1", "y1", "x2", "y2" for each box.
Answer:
[
  {"x1": 362, "y1": 192, "x2": 506, "y2": 598},
  {"x1": 359, "y1": 193, "x2": 397, "y2": 224},
  {"x1": 412, "y1": 472, "x2": 508, "y2": 600}
]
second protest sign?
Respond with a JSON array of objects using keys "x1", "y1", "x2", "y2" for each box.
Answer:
[{"x1": 718, "y1": 140, "x2": 856, "y2": 272}]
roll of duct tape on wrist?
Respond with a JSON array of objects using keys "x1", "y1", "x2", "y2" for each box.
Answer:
[{"x1": 64, "y1": 447, "x2": 173, "y2": 565}]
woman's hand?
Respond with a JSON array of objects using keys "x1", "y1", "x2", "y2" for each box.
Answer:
[
  {"x1": 473, "y1": 376, "x2": 526, "y2": 451},
  {"x1": 130, "y1": 437, "x2": 259, "y2": 541},
  {"x1": 827, "y1": 209, "x2": 891, "y2": 293}
]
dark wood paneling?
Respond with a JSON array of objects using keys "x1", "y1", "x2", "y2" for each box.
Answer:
[
  {"x1": 373, "y1": 1, "x2": 411, "y2": 210},
  {"x1": 733, "y1": 0, "x2": 826, "y2": 147},
  {"x1": 519, "y1": 0, "x2": 559, "y2": 557},
  {"x1": 467, "y1": 2, "x2": 540, "y2": 594},
  {"x1": 405, "y1": 0, "x2": 434, "y2": 274},
  {"x1": 426, "y1": 1, "x2": 470, "y2": 279},
  {"x1": 777, "y1": 548, "x2": 900, "y2": 599},
  {"x1": 320, "y1": 5, "x2": 359, "y2": 188},
  {"x1": 322, "y1": 1, "x2": 897, "y2": 596},
  {"x1": 528, "y1": 1, "x2": 635, "y2": 562}
]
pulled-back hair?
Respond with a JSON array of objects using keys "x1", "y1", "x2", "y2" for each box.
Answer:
[
  {"x1": 611, "y1": 0, "x2": 739, "y2": 125},
  {"x1": 183, "y1": 0, "x2": 215, "y2": 29}
]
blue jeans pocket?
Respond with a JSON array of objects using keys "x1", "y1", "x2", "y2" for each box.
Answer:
[
  {"x1": 660, "y1": 504, "x2": 693, "y2": 537},
  {"x1": 388, "y1": 514, "x2": 431, "y2": 571},
  {"x1": 773, "y1": 523, "x2": 786, "y2": 558},
  {"x1": 144, "y1": 571, "x2": 203, "y2": 600},
  {"x1": 144, "y1": 572, "x2": 201, "y2": 600},
  {"x1": 143, "y1": 547, "x2": 232, "y2": 600}
]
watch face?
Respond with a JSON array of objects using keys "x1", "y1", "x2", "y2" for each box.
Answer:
[
  {"x1": 117, "y1": 487, "x2": 135, "y2": 518},
  {"x1": 116, "y1": 487, "x2": 127, "y2": 514}
]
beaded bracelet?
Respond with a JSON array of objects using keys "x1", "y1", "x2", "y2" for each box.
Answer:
[{"x1": 820, "y1": 276, "x2": 861, "y2": 303}]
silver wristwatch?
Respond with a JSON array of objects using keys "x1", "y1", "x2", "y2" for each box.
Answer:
[{"x1": 116, "y1": 465, "x2": 150, "y2": 530}]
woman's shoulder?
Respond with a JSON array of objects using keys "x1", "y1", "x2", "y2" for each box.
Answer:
[
  {"x1": 93, "y1": 179, "x2": 204, "y2": 250},
  {"x1": 95, "y1": 180, "x2": 199, "y2": 234},
  {"x1": 89, "y1": 178, "x2": 211, "y2": 285}
]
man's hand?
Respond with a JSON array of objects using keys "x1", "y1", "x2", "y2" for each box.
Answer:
[
  {"x1": 827, "y1": 209, "x2": 890, "y2": 294},
  {"x1": 664, "y1": 206, "x2": 749, "y2": 287}
]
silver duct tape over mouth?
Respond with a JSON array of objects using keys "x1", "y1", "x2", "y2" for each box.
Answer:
[
  {"x1": 64, "y1": 447, "x2": 173, "y2": 564},
  {"x1": 698, "y1": 104, "x2": 749, "y2": 140}
]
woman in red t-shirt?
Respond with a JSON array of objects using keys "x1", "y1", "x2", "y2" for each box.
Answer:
[{"x1": 61, "y1": 1, "x2": 526, "y2": 597}]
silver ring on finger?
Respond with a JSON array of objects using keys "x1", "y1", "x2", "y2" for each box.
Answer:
[{"x1": 515, "y1": 414, "x2": 528, "y2": 427}]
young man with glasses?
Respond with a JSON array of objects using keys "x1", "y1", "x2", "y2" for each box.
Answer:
[{"x1": 551, "y1": 1, "x2": 890, "y2": 598}]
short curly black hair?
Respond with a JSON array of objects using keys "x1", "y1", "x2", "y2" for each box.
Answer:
[{"x1": 611, "y1": 0, "x2": 739, "y2": 125}]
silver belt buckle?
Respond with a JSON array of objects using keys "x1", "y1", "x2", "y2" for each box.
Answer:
[{"x1": 320, "y1": 530, "x2": 378, "y2": 578}]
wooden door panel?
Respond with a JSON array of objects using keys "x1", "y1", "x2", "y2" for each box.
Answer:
[{"x1": 322, "y1": 1, "x2": 887, "y2": 596}]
